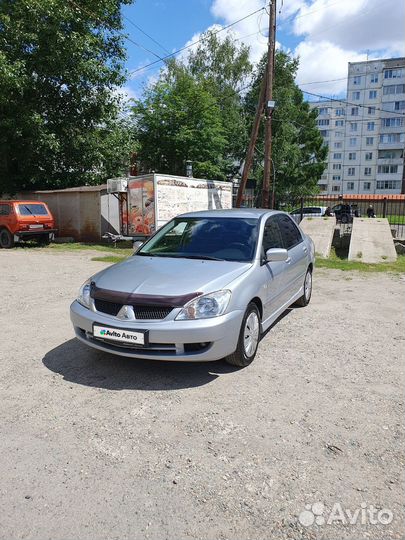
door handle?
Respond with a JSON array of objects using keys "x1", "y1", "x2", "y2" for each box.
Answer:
[
  {"x1": 286, "y1": 257, "x2": 291, "y2": 263},
  {"x1": 303, "y1": 247, "x2": 308, "y2": 253}
]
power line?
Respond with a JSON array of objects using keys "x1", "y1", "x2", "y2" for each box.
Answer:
[
  {"x1": 121, "y1": 13, "x2": 170, "y2": 55},
  {"x1": 302, "y1": 90, "x2": 405, "y2": 117},
  {"x1": 67, "y1": 0, "x2": 166, "y2": 61},
  {"x1": 128, "y1": 6, "x2": 267, "y2": 76}
]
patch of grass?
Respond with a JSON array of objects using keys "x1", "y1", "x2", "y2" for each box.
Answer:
[
  {"x1": 317, "y1": 249, "x2": 405, "y2": 273},
  {"x1": 14, "y1": 240, "x2": 133, "y2": 256},
  {"x1": 91, "y1": 255, "x2": 128, "y2": 263}
]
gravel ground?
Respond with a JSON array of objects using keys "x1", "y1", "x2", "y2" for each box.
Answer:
[{"x1": 0, "y1": 249, "x2": 404, "y2": 540}]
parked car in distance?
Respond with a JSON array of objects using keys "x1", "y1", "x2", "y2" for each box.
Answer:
[
  {"x1": 331, "y1": 203, "x2": 360, "y2": 223},
  {"x1": 71, "y1": 209, "x2": 315, "y2": 367},
  {"x1": 0, "y1": 200, "x2": 57, "y2": 248},
  {"x1": 290, "y1": 206, "x2": 331, "y2": 223}
]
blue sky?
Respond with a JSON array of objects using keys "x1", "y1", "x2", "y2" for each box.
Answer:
[{"x1": 120, "y1": 0, "x2": 405, "y2": 102}]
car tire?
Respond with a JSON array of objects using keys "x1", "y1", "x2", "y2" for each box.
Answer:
[
  {"x1": 225, "y1": 302, "x2": 261, "y2": 367},
  {"x1": 0, "y1": 228, "x2": 14, "y2": 249},
  {"x1": 295, "y1": 267, "x2": 312, "y2": 307}
]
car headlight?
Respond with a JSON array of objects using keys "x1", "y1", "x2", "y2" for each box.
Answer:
[
  {"x1": 77, "y1": 279, "x2": 92, "y2": 308},
  {"x1": 176, "y1": 290, "x2": 231, "y2": 320}
]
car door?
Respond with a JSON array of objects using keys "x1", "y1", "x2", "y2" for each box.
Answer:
[
  {"x1": 259, "y1": 216, "x2": 289, "y2": 323},
  {"x1": 277, "y1": 214, "x2": 308, "y2": 301}
]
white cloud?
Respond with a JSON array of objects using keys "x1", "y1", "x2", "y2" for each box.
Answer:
[
  {"x1": 114, "y1": 85, "x2": 138, "y2": 104},
  {"x1": 210, "y1": 0, "x2": 268, "y2": 63},
  {"x1": 279, "y1": 0, "x2": 405, "y2": 95},
  {"x1": 295, "y1": 41, "x2": 367, "y2": 97}
]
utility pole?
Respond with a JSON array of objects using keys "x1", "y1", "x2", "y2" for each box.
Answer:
[
  {"x1": 262, "y1": 0, "x2": 276, "y2": 208},
  {"x1": 235, "y1": 65, "x2": 267, "y2": 208}
]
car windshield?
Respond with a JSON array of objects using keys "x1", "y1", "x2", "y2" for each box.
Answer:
[
  {"x1": 138, "y1": 217, "x2": 259, "y2": 262},
  {"x1": 18, "y1": 203, "x2": 49, "y2": 216}
]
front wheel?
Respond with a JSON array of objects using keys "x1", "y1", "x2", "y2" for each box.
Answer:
[
  {"x1": 295, "y1": 268, "x2": 312, "y2": 307},
  {"x1": 0, "y1": 228, "x2": 14, "y2": 249},
  {"x1": 225, "y1": 302, "x2": 261, "y2": 367}
]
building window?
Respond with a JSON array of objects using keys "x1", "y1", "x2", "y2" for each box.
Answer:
[
  {"x1": 367, "y1": 121, "x2": 375, "y2": 131},
  {"x1": 333, "y1": 164, "x2": 342, "y2": 170},
  {"x1": 383, "y1": 84, "x2": 405, "y2": 95},
  {"x1": 332, "y1": 185, "x2": 340, "y2": 192},
  {"x1": 335, "y1": 131, "x2": 343, "y2": 137},
  {"x1": 347, "y1": 182, "x2": 355, "y2": 190},
  {"x1": 333, "y1": 152, "x2": 342, "y2": 159},
  {"x1": 351, "y1": 107, "x2": 359, "y2": 116},
  {"x1": 349, "y1": 137, "x2": 357, "y2": 146},
  {"x1": 348, "y1": 152, "x2": 356, "y2": 160},
  {"x1": 364, "y1": 167, "x2": 372, "y2": 176},
  {"x1": 394, "y1": 100, "x2": 405, "y2": 110},
  {"x1": 318, "y1": 184, "x2": 327, "y2": 191},
  {"x1": 380, "y1": 133, "x2": 405, "y2": 143},
  {"x1": 335, "y1": 119, "x2": 344, "y2": 126},
  {"x1": 319, "y1": 130, "x2": 329, "y2": 137},
  {"x1": 350, "y1": 122, "x2": 358, "y2": 131},
  {"x1": 369, "y1": 90, "x2": 377, "y2": 99},
  {"x1": 352, "y1": 91, "x2": 360, "y2": 100},
  {"x1": 348, "y1": 167, "x2": 355, "y2": 176},
  {"x1": 334, "y1": 142, "x2": 342, "y2": 148},
  {"x1": 376, "y1": 180, "x2": 400, "y2": 190},
  {"x1": 353, "y1": 76, "x2": 361, "y2": 85},
  {"x1": 370, "y1": 73, "x2": 378, "y2": 83},
  {"x1": 368, "y1": 107, "x2": 376, "y2": 115},
  {"x1": 332, "y1": 175, "x2": 341, "y2": 181},
  {"x1": 384, "y1": 68, "x2": 405, "y2": 79},
  {"x1": 335, "y1": 108, "x2": 345, "y2": 116},
  {"x1": 317, "y1": 119, "x2": 330, "y2": 126},
  {"x1": 365, "y1": 152, "x2": 373, "y2": 160},
  {"x1": 378, "y1": 149, "x2": 404, "y2": 159},
  {"x1": 363, "y1": 182, "x2": 371, "y2": 190},
  {"x1": 366, "y1": 137, "x2": 374, "y2": 145},
  {"x1": 382, "y1": 117, "x2": 404, "y2": 127},
  {"x1": 377, "y1": 165, "x2": 399, "y2": 174},
  {"x1": 318, "y1": 107, "x2": 329, "y2": 115}
]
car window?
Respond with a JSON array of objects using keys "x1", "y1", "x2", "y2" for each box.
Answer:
[
  {"x1": 277, "y1": 214, "x2": 303, "y2": 249},
  {"x1": 0, "y1": 204, "x2": 10, "y2": 216},
  {"x1": 138, "y1": 217, "x2": 259, "y2": 262},
  {"x1": 262, "y1": 217, "x2": 283, "y2": 252},
  {"x1": 17, "y1": 203, "x2": 49, "y2": 216}
]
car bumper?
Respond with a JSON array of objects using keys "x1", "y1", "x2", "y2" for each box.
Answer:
[
  {"x1": 14, "y1": 229, "x2": 57, "y2": 239},
  {"x1": 70, "y1": 300, "x2": 244, "y2": 362}
]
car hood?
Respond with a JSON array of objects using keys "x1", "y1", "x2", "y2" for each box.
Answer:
[{"x1": 93, "y1": 255, "x2": 252, "y2": 299}]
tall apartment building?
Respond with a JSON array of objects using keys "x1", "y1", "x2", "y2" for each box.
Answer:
[{"x1": 310, "y1": 58, "x2": 405, "y2": 194}]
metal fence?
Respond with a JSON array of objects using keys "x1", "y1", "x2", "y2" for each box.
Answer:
[{"x1": 236, "y1": 193, "x2": 405, "y2": 239}]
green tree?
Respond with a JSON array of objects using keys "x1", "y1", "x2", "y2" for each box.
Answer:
[
  {"x1": 244, "y1": 50, "x2": 327, "y2": 198},
  {"x1": 133, "y1": 64, "x2": 227, "y2": 179},
  {"x1": 133, "y1": 30, "x2": 252, "y2": 179},
  {"x1": 0, "y1": 0, "x2": 135, "y2": 193}
]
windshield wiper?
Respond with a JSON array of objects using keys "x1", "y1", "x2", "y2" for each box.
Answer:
[
  {"x1": 23, "y1": 205, "x2": 34, "y2": 215},
  {"x1": 179, "y1": 254, "x2": 225, "y2": 261}
]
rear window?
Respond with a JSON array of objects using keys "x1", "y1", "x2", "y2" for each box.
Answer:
[{"x1": 18, "y1": 204, "x2": 49, "y2": 216}]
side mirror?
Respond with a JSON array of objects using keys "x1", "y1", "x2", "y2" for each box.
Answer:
[
  {"x1": 133, "y1": 240, "x2": 143, "y2": 252},
  {"x1": 266, "y1": 248, "x2": 288, "y2": 262}
]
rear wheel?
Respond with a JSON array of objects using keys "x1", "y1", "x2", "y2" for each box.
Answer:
[
  {"x1": 225, "y1": 302, "x2": 261, "y2": 367},
  {"x1": 0, "y1": 228, "x2": 14, "y2": 249},
  {"x1": 295, "y1": 268, "x2": 312, "y2": 307}
]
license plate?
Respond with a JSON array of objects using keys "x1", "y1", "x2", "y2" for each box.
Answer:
[
  {"x1": 29, "y1": 224, "x2": 43, "y2": 229},
  {"x1": 93, "y1": 324, "x2": 147, "y2": 346}
]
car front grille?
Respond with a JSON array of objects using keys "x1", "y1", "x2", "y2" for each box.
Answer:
[{"x1": 94, "y1": 299, "x2": 173, "y2": 320}]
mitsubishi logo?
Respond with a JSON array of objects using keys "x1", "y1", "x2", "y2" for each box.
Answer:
[{"x1": 117, "y1": 305, "x2": 135, "y2": 321}]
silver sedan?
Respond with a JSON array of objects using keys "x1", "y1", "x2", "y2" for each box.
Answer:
[{"x1": 70, "y1": 209, "x2": 315, "y2": 367}]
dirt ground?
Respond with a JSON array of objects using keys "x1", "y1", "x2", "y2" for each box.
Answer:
[{"x1": 0, "y1": 249, "x2": 404, "y2": 540}]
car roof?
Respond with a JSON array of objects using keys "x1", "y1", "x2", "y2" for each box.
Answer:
[
  {"x1": 178, "y1": 208, "x2": 281, "y2": 219},
  {"x1": 0, "y1": 200, "x2": 48, "y2": 204}
]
